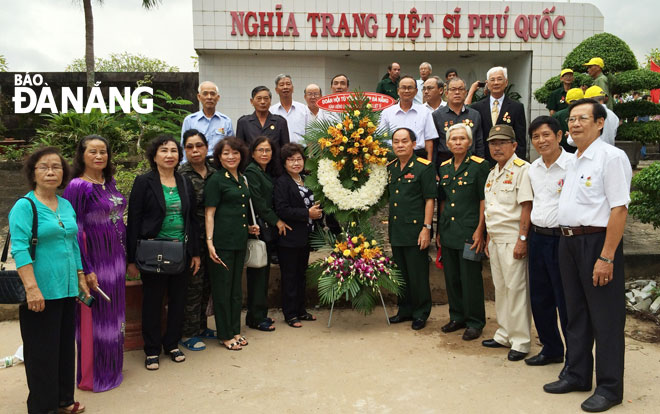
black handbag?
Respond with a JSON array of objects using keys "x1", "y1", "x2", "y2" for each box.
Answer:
[
  {"x1": 1, "y1": 197, "x2": 38, "y2": 304},
  {"x1": 256, "y1": 217, "x2": 276, "y2": 244},
  {"x1": 135, "y1": 177, "x2": 189, "y2": 275}
]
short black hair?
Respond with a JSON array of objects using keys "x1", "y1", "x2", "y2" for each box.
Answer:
[
  {"x1": 251, "y1": 86, "x2": 272, "y2": 99},
  {"x1": 182, "y1": 129, "x2": 208, "y2": 147},
  {"x1": 24, "y1": 147, "x2": 71, "y2": 190},
  {"x1": 72, "y1": 135, "x2": 115, "y2": 183},
  {"x1": 398, "y1": 75, "x2": 417, "y2": 87},
  {"x1": 568, "y1": 98, "x2": 607, "y2": 122},
  {"x1": 428, "y1": 75, "x2": 444, "y2": 89},
  {"x1": 213, "y1": 137, "x2": 249, "y2": 172},
  {"x1": 445, "y1": 68, "x2": 458, "y2": 78},
  {"x1": 248, "y1": 136, "x2": 282, "y2": 176},
  {"x1": 528, "y1": 116, "x2": 561, "y2": 137},
  {"x1": 330, "y1": 74, "x2": 350, "y2": 88},
  {"x1": 146, "y1": 135, "x2": 183, "y2": 171},
  {"x1": 280, "y1": 143, "x2": 306, "y2": 167},
  {"x1": 392, "y1": 127, "x2": 417, "y2": 144}
]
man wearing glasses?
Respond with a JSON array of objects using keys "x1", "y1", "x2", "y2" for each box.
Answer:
[
  {"x1": 422, "y1": 76, "x2": 446, "y2": 112},
  {"x1": 379, "y1": 75, "x2": 438, "y2": 160},
  {"x1": 432, "y1": 77, "x2": 485, "y2": 164},
  {"x1": 181, "y1": 81, "x2": 234, "y2": 162}
]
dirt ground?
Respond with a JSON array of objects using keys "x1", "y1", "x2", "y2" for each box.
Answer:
[{"x1": 1, "y1": 303, "x2": 659, "y2": 414}]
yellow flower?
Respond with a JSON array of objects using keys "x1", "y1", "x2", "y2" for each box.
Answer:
[
  {"x1": 354, "y1": 142, "x2": 360, "y2": 147},
  {"x1": 371, "y1": 240, "x2": 378, "y2": 246},
  {"x1": 367, "y1": 121, "x2": 375, "y2": 128},
  {"x1": 348, "y1": 123, "x2": 354, "y2": 130},
  {"x1": 353, "y1": 110, "x2": 361, "y2": 117},
  {"x1": 357, "y1": 128, "x2": 365, "y2": 134},
  {"x1": 353, "y1": 159, "x2": 359, "y2": 165},
  {"x1": 354, "y1": 246, "x2": 362, "y2": 253},
  {"x1": 327, "y1": 256, "x2": 335, "y2": 264},
  {"x1": 342, "y1": 136, "x2": 348, "y2": 143},
  {"x1": 351, "y1": 177, "x2": 358, "y2": 181},
  {"x1": 366, "y1": 103, "x2": 372, "y2": 109},
  {"x1": 351, "y1": 236, "x2": 359, "y2": 244},
  {"x1": 339, "y1": 146, "x2": 344, "y2": 151},
  {"x1": 343, "y1": 249, "x2": 351, "y2": 257},
  {"x1": 336, "y1": 123, "x2": 343, "y2": 130},
  {"x1": 350, "y1": 221, "x2": 356, "y2": 227},
  {"x1": 363, "y1": 242, "x2": 370, "y2": 248},
  {"x1": 363, "y1": 147, "x2": 369, "y2": 152}
]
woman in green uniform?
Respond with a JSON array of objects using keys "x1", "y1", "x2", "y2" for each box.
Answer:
[
  {"x1": 244, "y1": 137, "x2": 291, "y2": 331},
  {"x1": 436, "y1": 123, "x2": 490, "y2": 341},
  {"x1": 205, "y1": 137, "x2": 260, "y2": 350}
]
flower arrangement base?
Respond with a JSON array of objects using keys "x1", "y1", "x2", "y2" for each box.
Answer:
[{"x1": 326, "y1": 289, "x2": 391, "y2": 328}]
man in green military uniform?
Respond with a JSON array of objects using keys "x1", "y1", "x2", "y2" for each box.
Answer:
[
  {"x1": 546, "y1": 69, "x2": 574, "y2": 116},
  {"x1": 552, "y1": 88, "x2": 584, "y2": 154},
  {"x1": 436, "y1": 124, "x2": 490, "y2": 341},
  {"x1": 584, "y1": 57, "x2": 613, "y2": 110},
  {"x1": 376, "y1": 62, "x2": 401, "y2": 100},
  {"x1": 387, "y1": 127, "x2": 436, "y2": 330}
]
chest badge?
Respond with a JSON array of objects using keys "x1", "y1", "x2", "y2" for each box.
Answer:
[
  {"x1": 217, "y1": 127, "x2": 225, "y2": 134},
  {"x1": 270, "y1": 125, "x2": 275, "y2": 130},
  {"x1": 557, "y1": 178, "x2": 564, "y2": 193},
  {"x1": 442, "y1": 174, "x2": 449, "y2": 179},
  {"x1": 404, "y1": 173, "x2": 415, "y2": 179},
  {"x1": 585, "y1": 176, "x2": 592, "y2": 187}
]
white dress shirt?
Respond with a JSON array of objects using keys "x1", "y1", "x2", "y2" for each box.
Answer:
[
  {"x1": 270, "y1": 101, "x2": 308, "y2": 144},
  {"x1": 557, "y1": 138, "x2": 632, "y2": 227},
  {"x1": 414, "y1": 79, "x2": 424, "y2": 104},
  {"x1": 424, "y1": 101, "x2": 447, "y2": 112},
  {"x1": 379, "y1": 103, "x2": 438, "y2": 149},
  {"x1": 528, "y1": 149, "x2": 571, "y2": 228}
]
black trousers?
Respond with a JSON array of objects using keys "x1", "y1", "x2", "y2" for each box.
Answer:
[
  {"x1": 278, "y1": 245, "x2": 310, "y2": 321},
  {"x1": 559, "y1": 233, "x2": 625, "y2": 402},
  {"x1": 528, "y1": 231, "x2": 569, "y2": 358},
  {"x1": 19, "y1": 297, "x2": 76, "y2": 414},
  {"x1": 141, "y1": 269, "x2": 189, "y2": 356}
]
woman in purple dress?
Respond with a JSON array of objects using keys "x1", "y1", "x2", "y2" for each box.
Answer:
[{"x1": 63, "y1": 135, "x2": 127, "y2": 392}]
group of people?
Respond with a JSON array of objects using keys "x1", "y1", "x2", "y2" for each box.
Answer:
[{"x1": 8, "y1": 58, "x2": 630, "y2": 413}]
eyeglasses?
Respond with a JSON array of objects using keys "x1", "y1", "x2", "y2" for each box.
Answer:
[
  {"x1": 398, "y1": 86, "x2": 417, "y2": 91},
  {"x1": 185, "y1": 143, "x2": 206, "y2": 150},
  {"x1": 255, "y1": 148, "x2": 272, "y2": 154},
  {"x1": 286, "y1": 157, "x2": 304, "y2": 164},
  {"x1": 448, "y1": 87, "x2": 465, "y2": 93},
  {"x1": 567, "y1": 115, "x2": 594, "y2": 124},
  {"x1": 35, "y1": 165, "x2": 63, "y2": 173},
  {"x1": 305, "y1": 93, "x2": 321, "y2": 98}
]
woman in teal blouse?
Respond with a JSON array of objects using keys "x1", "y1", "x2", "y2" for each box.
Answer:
[{"x1": 9, "y1": 147, "x2": 91, "y2": 414}]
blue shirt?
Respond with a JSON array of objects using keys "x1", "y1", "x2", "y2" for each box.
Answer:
[
  {"x1": 181, "y1": 110, "x2": 234, "y2": 161},
  {"x1": 9, "y1": 192, "x2": 83, "y2": 300}
]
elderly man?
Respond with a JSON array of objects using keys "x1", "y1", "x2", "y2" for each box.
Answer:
[
  {"x1": 303, "y1": 83, "x2": 322, "y2": 120},
  {"x1": 415, "y1": 62, "x2": 433, "y2": 104},
  {"x1": 379, "y1": 75, "x2": 438, "y2": 160},
  {"x1": 270, "y1": 74, "x2": 308, "y2": 144},
  {"x1": 482, "y1": 124, "x2": 533, "y2": 362},
  {"x1": 181, "y1": 81, "x2": 234, "y2": 161},
  {"x1": 525, "y1": 116, "x2": 571, "y2": 371},
  {"x1": 377, "y1": 62, "x2": 401, "y2": 100},
  {"x1": 584, "y1": 57, "x2": 613, "y2": 110},
  {"x1": 330, "y1": 74, "x2": 349, "y2": 93},
  {"x1": 547, "y1": 69, "x2": 575, "y2": 116},
  {"x1": 567, "y1": 86, "x2": 618, "y2": 147},
  {"x1": 236, "y1": 86, "x2": 289, "y2": 149},
  {"x1": 432, "y1": 77, "x2": 484, "y2": 164},
  {"x1": 543, "y1": 98, "x2": 631, "y2": 413},
  {"x1": 471, "y1": 67, "x2": 527, "y2": 163},
  {"x1": 553, "y1": 88, "x2": 584, "y2": 153},
  {"x1": 387, "y1": 127, "x2": 436, "y2": 330},
  {"x1": 422, "y1": 76, "x2": 446, "y2": 112}
]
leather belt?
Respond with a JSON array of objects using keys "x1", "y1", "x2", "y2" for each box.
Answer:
[
  {"x1": 532, "y1": 225, "x2": 562, "y2": 237},
  {"x1": 559, "y1": 226, "x2": 607, "y2": 237}
]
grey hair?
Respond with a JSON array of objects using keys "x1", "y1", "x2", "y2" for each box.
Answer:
[
  {"x1": 487, "y1": 66, "x2": 508, "y2": 80},
  {"x1": 197, "y1": 81, "x2": 219, "y2": 94},
  {"x1": 304, "y1": 84, "x2": 322, "y2": 96},
  {"x1": 428, "y1": 75, "x2": 444, "y2": 89},
  {"x1": 419, "y1": 62, "x2": 432, "y2": 71},
  {"x1": 447, "y1": 76, "x2": 466, "y2": 89},
  {"x1": 446, "y1": 123, "x2": 473, "y2": 143},
  {"x1": 275, "y1": 74, "x2": 292, "y2": 86}
]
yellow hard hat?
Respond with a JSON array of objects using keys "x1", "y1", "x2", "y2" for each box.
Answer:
[
  {"x1": 560, "y1": 68, "x2": 574, "y2": 77},
  {"x1": 584, "y1": 85, "x2": 606, "y2": 99},
  {"x1": 566, "y1": 88, "x2": 584, "y2": 103},
  {"x1": 583, "y1": 57, "x2": 604, "y2": 68}
]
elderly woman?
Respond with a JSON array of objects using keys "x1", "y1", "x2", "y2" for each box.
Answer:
[
  {"x1": 178, "y1": 129, "x2": 217, "y2": 351},
  {"x1": 63, "y1": 135, "x2": 126, "y2": 392},
  {"x1": 205, "y1": 137, "x2": 260, "y2": 350},
  {"x1": 9, "y1": 147, "x2": 89, "y2": 414},
  {"x1": 126, "y1": 135, "x2": 201, "y2": 370},
  {"x1": 273, "y1": 143, "x2": 321, "y2": 328},
  {"x1": 436, "y1": 123, "x2": 490, "y2": 341}
]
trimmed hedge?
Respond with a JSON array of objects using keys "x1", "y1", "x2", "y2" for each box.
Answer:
[
  {"x1": 533, "y1": 73, "x2": 593, "y2": 105},
  {"x1": 630, "y1": 162, "x2": 660, "y2": 229},
  {"x1": 614, "y1": 100, "x2": 660, "y2": 120},
  {"x1": 610, "y1": 69, "x2": 660, "y2": 95},
  {"x1": 563, "y1": 33, "x2": 638, "y2": 73},
  {"x1": 615, "y1": 121, "x2": 660, "y2": 144}
]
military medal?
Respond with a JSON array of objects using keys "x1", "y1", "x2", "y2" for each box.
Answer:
[
  {"x1": 404, "y1": 173, "x2": 415, "y2": 179},
  {"x1": 585, "y1": 176, "x2": 592, "y2": 187},
  {"x1": 270, "y1": 125, "x2": 275, "y2": 130}
]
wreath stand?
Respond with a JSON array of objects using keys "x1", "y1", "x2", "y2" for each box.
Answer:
[{"x1": 327, "y1": 288, "x2": 391, "y2": 328}]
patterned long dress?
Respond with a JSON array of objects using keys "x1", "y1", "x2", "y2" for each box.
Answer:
[{"x1": 63, "y1": 177, "x2": 126, "y2": 392}]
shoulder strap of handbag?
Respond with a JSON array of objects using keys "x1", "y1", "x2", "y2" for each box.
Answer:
[
  {"x1": 1, "y1": 197, "x2": 38, "y2": 265},
  {"x1": 180, "y1": 175, "x2": 190, "y2": 243},
  {"x1": 243, "y1": 176, "x2": 260, "y2": 241}
]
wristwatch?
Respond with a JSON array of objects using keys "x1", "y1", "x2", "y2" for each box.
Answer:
[
  {"x1": 598, "y1": 255, "x2": 614, "y2": 264},
  {"x1": 424, "y1": 224, "x2": 432, "y2": 230},
  {"x1": 519, "y1": 235, "x2": 527, "y2": 241}
]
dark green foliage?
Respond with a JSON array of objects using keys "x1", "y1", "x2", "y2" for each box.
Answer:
[
  {"x1": 610, "y1": 69, "x2": 660, "y2": 95},
  {"x1": 615, "y1": 122, "x2": 660, "y2": 144},
  {"x1": 474, "y1": 84, "x2": 522, "y2": 103},
  {"x1": 614, "y1": 100, "x2": 660, "y2": 120},
  {"x1": 630, "y1": 162, "x2": 660, "y2": 228},
  {"x1": 533, "y1": 73, "x2": 593, "y2": 104},
  {"x1": 563, "y1": 33, "x2": 638, "y2": 73}
]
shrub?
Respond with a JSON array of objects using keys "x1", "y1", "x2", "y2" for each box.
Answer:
[
  {"x1": 615, "y1": 122, "x2": 660, "y2": 144},
  {"x1": 533, "y1": 73, "x2": 593, "y2": 105},
  {"x1": 629, "y1": 162, "x2": 660, "y2": 228},
  {"x1": 610, "y1": 69, "x2": 660, "y2": 95},
  {"x1": 614, "y1": 100, "x2": 660, "y2": 120},
  {"x1": 115, "y1": 160, "x2": 150, "y2": 199},
  {"x1": 563, "y1": 33, "x2": 638, "y2": 72}
]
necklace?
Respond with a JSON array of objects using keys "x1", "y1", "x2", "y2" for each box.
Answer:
[
  {"x1": 85, "y1": 174, "x2": 106, "y2": 190},
  {"x1": 292, "y1": 175, "x2": 303, "y2": 186}
]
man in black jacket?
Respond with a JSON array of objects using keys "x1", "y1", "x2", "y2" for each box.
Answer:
[{"x1": 471, "y1": 66, "x2": 527, "y2": 164}]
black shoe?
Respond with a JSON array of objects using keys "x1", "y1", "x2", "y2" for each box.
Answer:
[
  {"x1": 525, "y1": 353, "x2": 564, "y2": 366},
  {"x1": 507, "y1": 349, "x2": 528, "y2": 361},
  {"x1": 462, "y1": 327, "x2": 482, "y2": 341},
  {"x1": 581, "y1": 394, "x2": 621, "y2": 412},
  {"x1": 543, "y1": 379, "x2": 591, "y2": 394},
  {"x1": 559, "y1": 364, "x2": 570, "y2": 379},
  {"x1": 411, "y1": 319, "x2": 426, "y2": 330},
  {"x1": 440, "y1": 320, "x2": 466, "y2": 333},
  {"x1": 482, "y1": 338, "x2": 507, "y2": 348},
  {"x1": 389, "y1": 314, "x2": 413, "y2": 324}
]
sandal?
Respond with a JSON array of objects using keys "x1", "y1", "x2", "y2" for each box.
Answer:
[
  {"x1": 235, "y1": 335, "x2": 248, "y2": 346},
  {"x1": 165, "y1": 348, "x2": 186, "y2": 363},
  {"x1": 180, "y1": 337, "x2": 206, "y2": 351},
  {"x1": 257, "y1": 320, "x2": 275, "y2": 331},
  {"x1": 222, "y1": 340, "x2": 242, "y2": 351},
  {"x1": 298, "y1": 312, "x2": 316, "y2": 321},
  {"x1": 197, "y1": 328, "x2": 217, "y2": 339},
  {"x1": 58, "y1": 402, "x2": 85, "y2": 414},
  {"x1": 266, "y1": 317, "x2": 276, "y2": 324},
  {"x1": 286, "y1": 318, "x2": 303, "y2": 328},
  {"x1": 145, "y1": 355, "x2": 159, "y2": 371}
]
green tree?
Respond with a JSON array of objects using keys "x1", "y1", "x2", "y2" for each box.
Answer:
[
  {"x1": 66, "y1": 52, "x2": 179, "y2": 72},
  {"x1": 0, "y1": 54, "x2": 7, "y2": 72},
  {"x1": 645, "y1": 48, "x2": 660, "y2": 69},
  {"x1": 80, "y1": 0, "x2": 161, "y2": 87}
]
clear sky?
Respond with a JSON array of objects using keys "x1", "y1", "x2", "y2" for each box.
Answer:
[{"x1": 0, "y1": 0, "x2": 657, "y2": 72}]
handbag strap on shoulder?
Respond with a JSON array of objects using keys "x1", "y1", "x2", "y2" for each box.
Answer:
[
  {"x1": 2, "y1": 197, "x2": 38, "y2": 264},
  {"x1": 243, "y1": 176, "x2": 260, "y2": 241}
]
